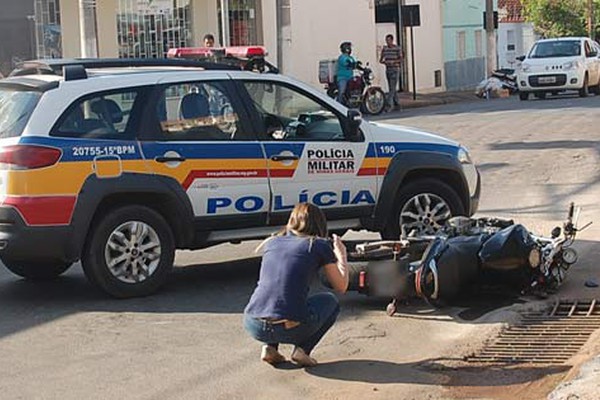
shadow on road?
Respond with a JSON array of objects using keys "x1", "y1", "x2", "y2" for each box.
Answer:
[{"x1": 306, "y1": 357, "x2": 570, "y2": 386}]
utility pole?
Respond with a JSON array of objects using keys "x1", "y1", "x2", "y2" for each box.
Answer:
[
  {"x1": 588, "y1": 0, "x2": 594, "y2": 39},
  {"x1": 485, "y1": 0, "x2": 496, "y2": 76}
]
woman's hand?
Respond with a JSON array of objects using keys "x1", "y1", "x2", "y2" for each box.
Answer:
[
  {"x1": 332, "y1": 234, "x2": 347, "y2": 263},
  {"x1": 324, "y1": 234, "x2": 349, "y2": 293}
]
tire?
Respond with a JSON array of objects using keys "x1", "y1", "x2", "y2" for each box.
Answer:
[
  {"x1": 579, "y1": 74, "x2": 589, "y2": 97},
  {"x1": 3, "y1": 259, "x2": 72, "y2": 280},
  {"x1": 361, "y1": 87, "x2": 386, "y2": 115},
  {"x1": 519, "y1": 92, "x2": 529, "y2": 101},
  {"x1": 81, "y1": 205, "x2": 175, "y2": 298},
  {"x1": 534, "y1": 92, "x2": 546, "y2": 100},
  {"x1": 381, "y1": 178, "x2": 466, "y2": 239}
]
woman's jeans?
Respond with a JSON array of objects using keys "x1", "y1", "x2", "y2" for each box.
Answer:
[{"x1": 244, "y1": 292, "x2": 340, "y2": 355}]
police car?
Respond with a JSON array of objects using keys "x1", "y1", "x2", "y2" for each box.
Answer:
[{"x1": 0, "y1": 50, "x2": 480, "y2": 297}]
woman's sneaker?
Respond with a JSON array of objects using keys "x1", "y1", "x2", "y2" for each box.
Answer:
[
  {"x1": 291, "y1": 347, "x2": 318, "y2": 367},
  {"x1": 261, "y1": 345, "x2": 286, "y2": 365}
]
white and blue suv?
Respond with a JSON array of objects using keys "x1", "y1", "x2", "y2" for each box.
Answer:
[{"x1": 0, "y1": 57, "x2": 480, "y2": 297}]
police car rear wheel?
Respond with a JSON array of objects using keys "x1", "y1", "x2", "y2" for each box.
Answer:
[
  {"x1": 2, "y1": 259, "x2": 73, "y2": 280},
  {"x1": 82, "y1": 205, "x2": 175, "y2": 298},
  {"x1": 382, "y1": 178, "x2": 465, "y2": 239}
]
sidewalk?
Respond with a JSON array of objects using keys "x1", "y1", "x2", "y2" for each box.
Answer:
[{"x1": 391, "y1": 89, "x2": 478, "y2": 110}]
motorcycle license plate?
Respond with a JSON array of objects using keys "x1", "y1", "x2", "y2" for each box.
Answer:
[{"x1": 538, "y1": 76, "x2": 556, "y2": 84}]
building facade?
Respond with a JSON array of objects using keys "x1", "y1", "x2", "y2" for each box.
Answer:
[
  {"x1": 442, "y1": 0, "x2": 495, "y2": 91},
  {"x1": 497, "y1": 0, "x2": 536, "y2": 69},
  {"x1": 0, "y1": 2, "x2": 36, "y2": 75}
]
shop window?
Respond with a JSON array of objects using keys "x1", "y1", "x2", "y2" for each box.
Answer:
[{"x1": 117, "y1": 0, "x2": 192, "y2": 58}]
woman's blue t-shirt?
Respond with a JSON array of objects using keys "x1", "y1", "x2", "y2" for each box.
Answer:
[{"x1": 244, "y1": 234, "x2": 336, "y2": 322}]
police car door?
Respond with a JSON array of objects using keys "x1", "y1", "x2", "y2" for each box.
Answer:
[
  {"x1": 139, "y1": 75, "x2": 270, "y2": 226},
  {"x1": 238, "y1": 78, "x2": 376, "y2": 225}
]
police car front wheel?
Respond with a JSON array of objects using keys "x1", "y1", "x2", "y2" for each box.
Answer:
[
  {"x1": 382, "y1": 178, "x2": 465, "y2": 239},
  {"x1": 82, "y1": 205, "x2": 175, "y2": 298}
]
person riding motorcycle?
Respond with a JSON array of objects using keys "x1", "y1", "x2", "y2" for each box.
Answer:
[{"x1": 336, "y1": 42, "x2": 357, "y2": 104}]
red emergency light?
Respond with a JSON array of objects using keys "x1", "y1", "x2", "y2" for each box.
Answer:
[{"x1": 167, "y1": 46, "x2": 267, "y2": 60}]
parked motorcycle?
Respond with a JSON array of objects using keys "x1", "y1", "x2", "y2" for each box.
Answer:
[
  {"x1": 323, "y1": 61, "x2": 386, "y2": 115},
  {"x1": 343, "y1": 203, "x2": 590, "y2": 316}
]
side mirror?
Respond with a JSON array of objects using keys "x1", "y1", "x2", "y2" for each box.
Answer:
[
  {"x1": 346, "y1": 109, "x2": 362, "y2": 139},
  {"x1": 516, "y1": 55, "x2": 526, "y2": 62}
]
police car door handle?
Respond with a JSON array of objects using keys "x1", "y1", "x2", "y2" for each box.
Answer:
[
  {"x1": 155, "y1": 156, "x2": 187, "y2": 163},
  {"x1": 270, "y1": 155, "x2": 299, "y2": 162}
]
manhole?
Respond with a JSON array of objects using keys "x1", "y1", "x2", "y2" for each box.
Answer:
[{"x1": 467, "y1": 299, "x2": 600, "y2": 364}]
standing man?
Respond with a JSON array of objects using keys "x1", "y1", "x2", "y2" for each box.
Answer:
[
  {"x1": 336, "y1": 42, "x2": 356, "y2": 105},
  {"x1": 379, "y1": 34, "x2": 403, "y2": 111}
]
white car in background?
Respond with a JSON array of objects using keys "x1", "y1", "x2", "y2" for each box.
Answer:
[{"x1": 517, "y1": 37, "x2": 600, "y2": 100}]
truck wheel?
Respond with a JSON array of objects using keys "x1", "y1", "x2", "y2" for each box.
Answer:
[
  {"x1": 382, "y1": 178, "x2": 466, "y2": 239},
  {"x1": 519, "y1": 92, "x2": 529, "y2": 101},
  {"x1": 82, "y1": 205, "x2": 175, "y2": 298},
  {"x1": 2, "y1": 259, "x2": 72, "y2": 280}
]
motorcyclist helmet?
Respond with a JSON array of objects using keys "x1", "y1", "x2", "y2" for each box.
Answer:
[{"x1": 340, "y1": 41, "x2": 352, "y2": 54}]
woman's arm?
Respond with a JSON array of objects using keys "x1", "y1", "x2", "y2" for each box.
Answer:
[{"x1": 323, "y1": 234, "x2": 349, "y2": 293}]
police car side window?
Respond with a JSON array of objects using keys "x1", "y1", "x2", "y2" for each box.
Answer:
[
  {"x1": 53, "y1": 90, "x2": 137, "y2": 138},
  {"x1": 156, "y1": 82, "x2": 240, "y2": 141},
  {"x1": 243, "y1": 81, "x2": 346, "y2": 142}
]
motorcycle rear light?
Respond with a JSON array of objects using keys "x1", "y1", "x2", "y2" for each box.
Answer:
[
  {"x1": 359, "y1": 271, "x2": 366, "y2": 288},
  {"x1": 0, "y1": 145, "x2": 62, "y2": 170}
]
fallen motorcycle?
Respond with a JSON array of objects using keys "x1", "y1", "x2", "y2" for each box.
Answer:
[{"x1": 343, "y1": 203, "x2": 590, "y2": 316}]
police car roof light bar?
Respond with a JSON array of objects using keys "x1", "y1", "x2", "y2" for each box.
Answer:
[{"x1": 167, "y1": 46, "x2": 279, "y2": 74}]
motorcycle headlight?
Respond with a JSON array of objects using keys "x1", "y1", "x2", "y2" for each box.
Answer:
[
  {"x1": 458, "y1": 146, "x2": 473, "y2": 164},
  {"x1": 522, "y1": 63, "x2": 531, "y2": 73},
  {"x1": 562, "y1": 60, "x2": 580, "y2": 71},
  {"x1": 528, "y1": 248, "x2": 541, "y2": 268},
  {"x1": 562, "y1": 247, "x2": 578, "y2": 264}
]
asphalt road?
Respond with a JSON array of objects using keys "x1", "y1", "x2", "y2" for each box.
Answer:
[{"x1": 1, "y1": 93, "x2": 600, "y2": 400}]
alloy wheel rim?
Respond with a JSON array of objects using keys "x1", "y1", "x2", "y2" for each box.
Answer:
[
  {"x1": 400, "y1": 193, "x2": 451, "y2": 236},
  {"x1": 104, "y1": 221, "x2": 161, "y2": 284}
]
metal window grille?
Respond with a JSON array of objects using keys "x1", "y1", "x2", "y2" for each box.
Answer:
[
  {"x1": 33, "y1": 0, "x2": 62, "y2": 58},
  {"x1": 217, "y1": 0, "x2": 261, "y2": 46},
  {"x1": 117, "y1": 0, "x2": 192, "y2": 59}
]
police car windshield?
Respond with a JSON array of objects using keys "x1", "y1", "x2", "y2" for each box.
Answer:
[
  {"x1": 0, "y1": 89, "x2": 41, "y2": 138},
  {"x1": 529, "y1": 40, "x2": 581, "y2": 58}
]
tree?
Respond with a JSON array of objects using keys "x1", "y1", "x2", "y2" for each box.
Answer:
[{"x1": 521, "y1": 0, "x2": 600, "y2": 39}]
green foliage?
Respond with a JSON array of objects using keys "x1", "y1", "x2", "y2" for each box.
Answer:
[{"x1": 521, "y1": 0, "x2": 600, "y2": 39}]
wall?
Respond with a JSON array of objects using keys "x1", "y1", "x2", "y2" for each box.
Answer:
[
  {"x1": 97, "y1": 0, "x2": 119, "y2": 57},
  {"x1": 442, "y1": 0, "x2": 496, "y2": 90},
  {"x1": 497, "y1": 21, "x2": 536, "y2": 69},
  {"x1": 60, "y1": 0, "x2": 82, "y2": 58},
  {"x1": 279, "y1": 0, "x2": 378, "y2": 88},
  {"x1": 405, "y1": 0, "x2": 445, "y2": 93},
  {"x1": 191, "y1": 0, "x2": 219, "y2": 46}
]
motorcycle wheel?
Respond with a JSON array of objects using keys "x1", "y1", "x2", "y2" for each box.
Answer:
[{"x1": 361, "y1": 87, "x2": 386, "y2": 115}]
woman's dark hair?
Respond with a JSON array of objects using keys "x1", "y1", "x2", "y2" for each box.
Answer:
[
  {"x1": 255, "y1": 203, "x2": 328, "y2": 253},
  {"x1": 285, "y1": 203, "x2": 328, "y2": 238}
]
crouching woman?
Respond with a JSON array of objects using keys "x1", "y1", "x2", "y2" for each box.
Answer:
[{"x1": 243, "y1": 203, "x2": 349, "y2": 367}]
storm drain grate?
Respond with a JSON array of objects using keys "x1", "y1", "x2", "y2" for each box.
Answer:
[{"x1": 467, "y1": 299, "x2": 600, "y2": 364}]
